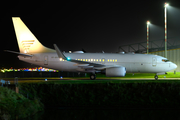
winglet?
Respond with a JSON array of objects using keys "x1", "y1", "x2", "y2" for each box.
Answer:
[{"x1": 53, "y1": 44, "x2": 67, "y2": 60}]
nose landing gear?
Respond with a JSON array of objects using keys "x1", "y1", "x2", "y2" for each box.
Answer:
[{"x1": 154, "y1": 75, "x2": 158, "y2": 80}]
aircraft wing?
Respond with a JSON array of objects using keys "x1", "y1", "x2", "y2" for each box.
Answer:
[
  {"x1": 70, "y1": 59, "x2": 105, "y2": 67},
  {"x1": 53, "y1": 44, "x2": 107, "y2": 69}
]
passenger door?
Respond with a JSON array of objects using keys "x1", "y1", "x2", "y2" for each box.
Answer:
[
  {"x1": 152, "y1": 57, "x2": 157, "y2": 67},
  {"x1": 44, "y1": 56, "x2": 48, "y2": 65}
]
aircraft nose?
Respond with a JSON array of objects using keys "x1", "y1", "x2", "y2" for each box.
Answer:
[{"x1": 171, "y1": 63, "x2": 177, "y2": 69}]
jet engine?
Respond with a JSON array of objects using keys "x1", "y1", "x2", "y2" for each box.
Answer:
[{"x1": 105, "y1": 67, "x2": 126, "y2": 77}]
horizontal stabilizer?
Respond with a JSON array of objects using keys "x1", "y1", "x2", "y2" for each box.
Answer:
[{"x1": 4, "y1": 50, "x2": 33, "y2": 57}]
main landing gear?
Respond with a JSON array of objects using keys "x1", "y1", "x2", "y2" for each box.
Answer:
[
  {"x1": 154, "y1": 75, "x2": 158, "y2": 80},
  {"x1": 90, "y1": 74, "x2": 96, "y2": 80}
]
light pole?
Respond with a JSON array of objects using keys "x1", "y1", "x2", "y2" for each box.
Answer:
[
  {"x1": 147, "y1": 21, "x2": 150, "y2": 54},
  {"x1": 164, "y1": 2, "x2": 169, "y2": 58}
]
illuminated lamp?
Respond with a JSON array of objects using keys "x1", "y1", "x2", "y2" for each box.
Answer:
[
  {"x1": 165, "y1": 3, "x2": 169, "y2": 7},
  {"x1": 67, "y1": 57, "x2": 71, "y2": 61}
]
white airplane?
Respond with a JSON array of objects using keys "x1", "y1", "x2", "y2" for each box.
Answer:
[{"x1": 8, "y1": 17, "x2": 177, "y2": 80}]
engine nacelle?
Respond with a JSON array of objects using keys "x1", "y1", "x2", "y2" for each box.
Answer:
[{"x1": 106, "y1": 67, "x2": 126, "y2": 77}]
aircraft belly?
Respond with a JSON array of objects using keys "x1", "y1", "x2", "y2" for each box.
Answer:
[
  {"x1": 128, "y1": 63, "x2": 170, "y2": 73},
  {"x1": 118, "y1": 63, "x2": 151, "y2": 73},
  {"x1": 128, "y1": 63, "x2": 157, "y2": 73}
]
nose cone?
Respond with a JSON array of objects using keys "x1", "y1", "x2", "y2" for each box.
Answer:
[{"x1": 171, "y1": 63, "x2": 177, "y2": 70}]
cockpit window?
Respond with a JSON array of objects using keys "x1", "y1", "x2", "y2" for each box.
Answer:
[{"x1": 162, "y1": 59, "x2": 170, "y2": 62}]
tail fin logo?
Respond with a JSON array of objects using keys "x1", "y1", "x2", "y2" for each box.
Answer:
[{"x1": 21, "y1": 40, "x2": 35, "y2": 53}]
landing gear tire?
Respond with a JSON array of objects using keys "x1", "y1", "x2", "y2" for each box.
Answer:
[
  {"x1": 90, "y1": 74, "x2": 96, "y2": 80},
  {"x1": 155, "y1": 75, "x2": 158, "y2": 80}
]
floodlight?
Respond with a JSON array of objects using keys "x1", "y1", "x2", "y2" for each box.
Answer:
[
  {"x1": 147, "y1": 21, "x2": 150, "y2": 25},
  {"x1": 165, "y1": 3, "x2": 169, "y2": 7}
]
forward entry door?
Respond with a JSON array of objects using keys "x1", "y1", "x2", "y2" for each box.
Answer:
[{"x1": 152, "y1": 57, "x2": 157, "y2": 67}]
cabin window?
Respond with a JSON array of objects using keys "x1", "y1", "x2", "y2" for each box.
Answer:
[
  {"x1": 106, "y1": 59, "x2": 118, "y2": 62},
  {"x1": 73, "y1": 58, "x2": 118, "y2": 62}
]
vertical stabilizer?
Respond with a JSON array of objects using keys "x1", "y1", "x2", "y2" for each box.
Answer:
[{"x1": 12, "y1": 17, "x2": 55, "y2": 54}]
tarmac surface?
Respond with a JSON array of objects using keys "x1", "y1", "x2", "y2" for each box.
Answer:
[{"x1": 2, "y1": 77, "x2": 180, "y2": 84}]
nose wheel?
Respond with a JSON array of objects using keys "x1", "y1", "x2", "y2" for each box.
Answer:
[
  {"x1": 154, "y1": 75, "x2": 158, "y2": 80},
  {"x1": 90, "y1": 74, "x2": 96, "y2": 80}
]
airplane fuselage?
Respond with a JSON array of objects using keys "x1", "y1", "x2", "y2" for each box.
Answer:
[{"x1": 18, "y1": 52, "x2": 176, "y2": 74}]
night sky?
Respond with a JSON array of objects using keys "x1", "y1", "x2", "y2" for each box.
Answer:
[{"x1": 1, "y1": 0, "x2": 180, "y2": 68}]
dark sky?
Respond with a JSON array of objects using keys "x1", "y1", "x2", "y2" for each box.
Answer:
[{"x1": 1, "y1": 0, "x2": 180, "y2": 68}]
